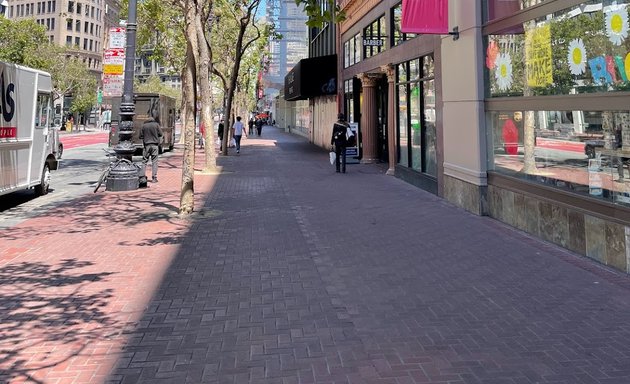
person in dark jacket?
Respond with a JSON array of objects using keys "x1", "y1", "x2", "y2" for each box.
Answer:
[
  {"x1": 139, "y1": 116, "x2": 163, "y2": 183},
  {"x1": 248, "y1": 118, "x2": 254, "y2": 135},
  {"x1": 330, "y1": 113, "x2": 350, "y2": 173}
]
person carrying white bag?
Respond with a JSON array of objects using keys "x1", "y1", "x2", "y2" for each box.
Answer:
[{"x1": 330, "y1": 113, "x2": 351, "y2": 173}]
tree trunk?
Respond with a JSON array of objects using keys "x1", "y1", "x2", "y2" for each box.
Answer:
[
  {"x1": 179, "y1": 5, "x2": 199, "y2": 215},
  {"x1": 195, "y1": 3, "x2": 218, "y2": 172},
  {"x1": 221, "y1": 18, "x2": 248, "y2": 155}
]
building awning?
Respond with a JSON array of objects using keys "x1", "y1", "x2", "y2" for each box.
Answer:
[
  {"x1": 401, "y1": 0, "x2": 449, "y2": 34},
  {"x1": 284, "y1": 55, "x2": 337, "y2": 101}
]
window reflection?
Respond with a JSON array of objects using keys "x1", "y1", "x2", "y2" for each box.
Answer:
[
  {"x1": 397, "y1": 56, "x2": 436, "y2": 175},
  {"x1": 392, "y1": 2, "x2": 417, "y2": 46},
  {"x1": 487, "y1": 0, "x2": 630, "y2": 98},
  {"x1": 489, "y1": 108, "x2": 630, "y2": 205}
]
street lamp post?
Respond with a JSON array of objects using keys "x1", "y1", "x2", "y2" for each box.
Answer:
[{"x1": 107, "y1": 0, "x2": 140, "y2": 191}]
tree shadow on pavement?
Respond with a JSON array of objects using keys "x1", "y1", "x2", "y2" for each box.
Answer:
[
  {"x1": 0, "y1": 192, "x2": 184, "y2": 242},
  {"x1": 0, "y1": 259, "x2": 118, "y2": 384}
]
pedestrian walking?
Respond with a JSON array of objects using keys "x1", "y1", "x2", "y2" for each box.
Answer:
[
  {"x1": 199, "y1": 121, "x2": 205, "y2": 149},
  {"x1": 248, "y1": 118, "x2": 254, "y2": 135},
  {"x1": 232, "y1": 116, "x2": 246, "y2": 154},
  {"x1": 330, "y1": 113, "x2": 350, "y2": 173},
  {"x1": 217, "y1": 120, "x2": 224, "y2": 141},
  {"x1": 140, "y1": 116, "x2": 163, "y2": 183},
  {"x1": 256, "y1": 119, "x2": 263, "y2": 136}
]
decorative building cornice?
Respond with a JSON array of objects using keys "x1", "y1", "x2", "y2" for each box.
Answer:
[
  {"x1": 357, "y1": 72, "x2": 381, "y2": 87},
  {"x1": 380, "y1": 64, "x2": 395, "y2": 83}
]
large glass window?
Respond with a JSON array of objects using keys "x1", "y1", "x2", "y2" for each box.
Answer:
[
  {"x1": 485, "y1": 0, "x2": 630, "y2": 208},
  {"x1": 392, "y1": 2, "x2": 417, "y2": 46},
  {"x1": 344, "y1": 79, "x2": 355, "y2": 123},
  {"x1": 488, "y1": 108, "x2": 630, "y2": 206},
  {"x1": 343, "y1": 32, "x2": 361, "y2": 68},
  {"x1": 486, "y1": 1, "x2": 630, "y2": 98},
  {"x1": 363, "y1": 15, "x2": 387, "y2": 59},
  {"x1": 396, "y1": 55, "x2": 436, "y2": 176}
]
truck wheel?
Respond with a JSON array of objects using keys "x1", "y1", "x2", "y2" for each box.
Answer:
[{"x1": 34, "y1": 164, "x2": 51, "y2": 196}]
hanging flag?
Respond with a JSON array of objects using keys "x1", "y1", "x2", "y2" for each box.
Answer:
[{"x1": 401, "y1": 0, "x2": 449, "y2": 34}]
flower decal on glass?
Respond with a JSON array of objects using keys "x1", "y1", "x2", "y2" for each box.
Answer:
[
  {"x1": 495, "y1": 53, "x2": 513, "y2": 91},
  {"x1": 605, "y1": 3, "x2": 629, "y2": 46},
  {"x1": 567, "y1": 38, "x2": 587, "y2": 75}
]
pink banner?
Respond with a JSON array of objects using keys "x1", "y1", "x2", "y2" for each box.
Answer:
[{"x1": 401, "y1": 0, "x2": 449, "y2": 34}]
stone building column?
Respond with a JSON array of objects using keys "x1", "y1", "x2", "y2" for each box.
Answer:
[
  {"x1": 381, "y1": 64, "x2": 396, "y2": 175},
  {"x1": 357, "y1": 73, "x2": 380, "y2": 164}
]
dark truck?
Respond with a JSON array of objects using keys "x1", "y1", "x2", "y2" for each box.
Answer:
[{"x1": 107, "y1": 93, "x2": 177, "y2": 155}]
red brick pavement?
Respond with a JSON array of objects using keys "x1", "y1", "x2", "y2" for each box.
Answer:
[
  {"x1": 0, "y1": 147, "x2": 216, "y2": 383},
  {"x1": 3, "y1": 129, "x2": 630, "y2": 384}
]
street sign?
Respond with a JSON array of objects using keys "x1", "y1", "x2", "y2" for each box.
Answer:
[
  {"x1": 102, "y1": 77, "x2": 124, "y2": 97},
  {"x1": 104, "y1": 48, "x2": 125, "y2": 61},
  {"x1": 103, "y1": 64, "x2": 124, "y2": 75},
  {"x1": 109, "y1": 27, "x2": 126, "y2": 49}
]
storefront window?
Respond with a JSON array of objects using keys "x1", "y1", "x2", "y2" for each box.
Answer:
[
  {"x1": 344, "y1": 79, "x2": 354, "y2": 123},
  {"x1": 396, "y1": 55, "x2": 436, "y2": 175},
  {"x1": 486, "y1": 1, "x2": 630, "y2": 98},
  {"x1": 392, "y1": 2, "x2": 417, "y2": 46},
  {"x1": 343, "y1": 32, "x2": 362, "y2": 68},
  {"x1": 364, "y1": 15, "x2": 387, "y2": 59},
  {"x1": 398, "y1": 83, "x2": 409, "y2": 166},
  {"x1": 488, "y1": 108, "x2": 630, "y2": 206}
]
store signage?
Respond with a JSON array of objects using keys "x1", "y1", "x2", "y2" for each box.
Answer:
[{"x1": 363, "y1": 38, "x2": 383, "y2": 47}]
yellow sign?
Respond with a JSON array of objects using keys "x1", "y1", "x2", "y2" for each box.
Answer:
[
  {"x1": 103, "y1": 64, "x2": 123, "y2": 75},
  {"x1": 525, "y1": 24, "x2": 553, "y2": 87}
]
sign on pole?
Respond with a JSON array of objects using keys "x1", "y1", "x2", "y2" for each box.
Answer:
[
  {"x1": 109, "y1": 27, "x2": 126, "y2": 49},
  {"x1": 102, "y1": 77, "x2": 124, "y2": 97}
]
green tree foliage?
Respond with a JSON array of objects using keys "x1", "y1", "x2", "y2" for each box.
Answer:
[
  {"x1": 135, "y1": 75, "x2": 182, "y2": 105},
  {"x1": 0, "y1": 17, "x2": 96, "y2": 113},
  {"x1": 294, "y1": 0, "x2": 345, "y2": 28},
  {"x1": 0, "y1": 17, "x2": 54, "y2": 69}
]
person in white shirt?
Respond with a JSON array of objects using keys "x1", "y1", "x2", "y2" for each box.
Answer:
[{"x1": 232, "y1": 116, "x2": 247, "y2": 153}]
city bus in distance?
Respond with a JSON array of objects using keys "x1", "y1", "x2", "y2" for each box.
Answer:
[
  {"x1": 0, "y1": 61, "x2": 58, "y2": 197},
  {"x1": 106, "y1": 93, "x2": 177, "y2": 155}
]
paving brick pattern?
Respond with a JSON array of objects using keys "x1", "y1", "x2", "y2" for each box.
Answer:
[{"x1": 1, "y1": 129, "x2": 630, "y2": 383}]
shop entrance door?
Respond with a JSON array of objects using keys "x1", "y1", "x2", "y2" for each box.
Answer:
[{"x1": 376, "y1": 76, "x2": 388, "y2": 163}]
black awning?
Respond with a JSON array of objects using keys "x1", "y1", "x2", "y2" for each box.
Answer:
[{"x1": 284, "y1": 54, "x2": 337, "y2": 101}]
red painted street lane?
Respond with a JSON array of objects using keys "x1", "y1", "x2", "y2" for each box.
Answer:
[
  {"x1": 535, "y1": 137, "x2": 586, "y2": 153},
  {"x1": 60, "y1": 132, "x2": 109, "y2": 149}
]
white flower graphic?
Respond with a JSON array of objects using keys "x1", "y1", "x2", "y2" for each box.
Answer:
[
  {"x1": 567, "y1": 38, "x2": 587, "y2": 75},
  {"x1": 605, "y1": 3, "x2": 629, "y2": 46},
  {"x1": 495, "y1": 53, "x2": 513, "y2": 91}
]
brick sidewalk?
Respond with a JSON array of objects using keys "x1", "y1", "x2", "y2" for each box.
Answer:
[{"x1": 2, "y1": 128, "x2": 630, "y2": 383}]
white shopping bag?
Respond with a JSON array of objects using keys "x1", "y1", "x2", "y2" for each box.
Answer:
[
  {"x1": 329, "y1": 151, "x2": 336, "y2": 165},
  {"x1": 229, "y1": 138, "x2": 236, "y2": 148}
]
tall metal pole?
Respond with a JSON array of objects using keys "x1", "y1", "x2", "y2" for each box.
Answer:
[{"x1": 108, "y1": 0, "x2": 140, "y2": 191}]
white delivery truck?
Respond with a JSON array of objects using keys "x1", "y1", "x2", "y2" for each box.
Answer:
[{"x1": 0, "y1": 61, "x2": 58, "y2": 197}]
